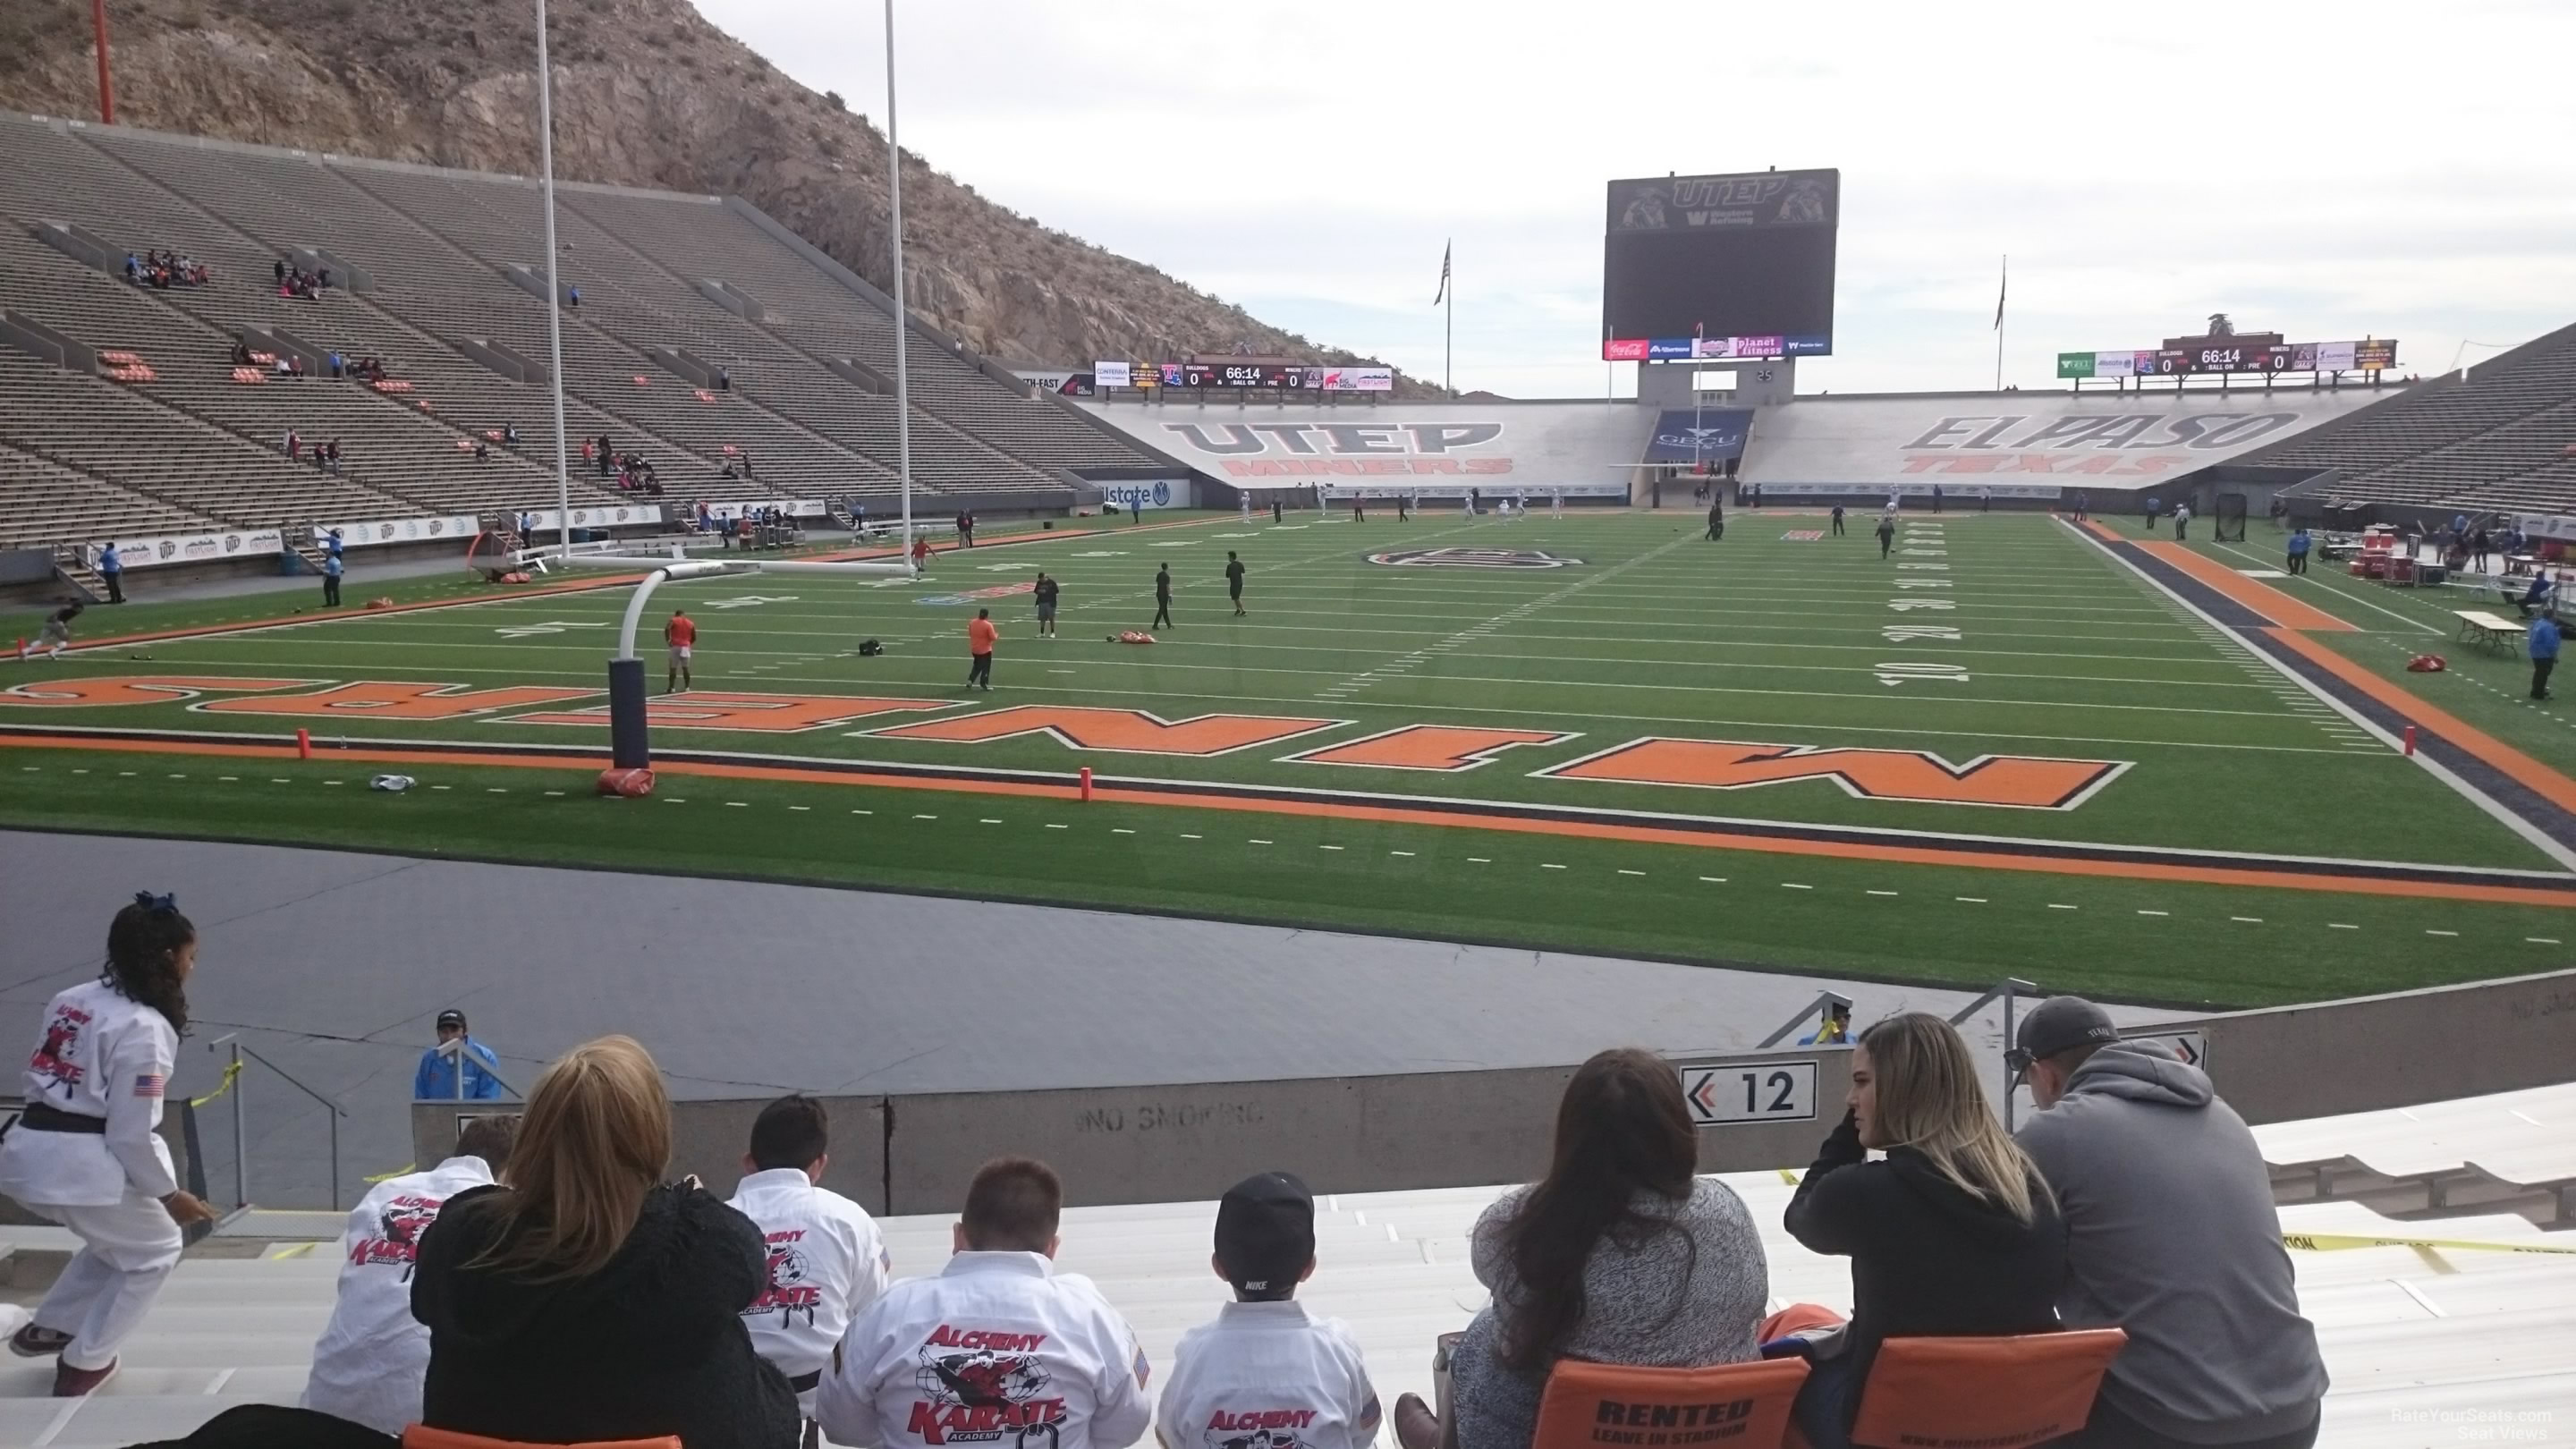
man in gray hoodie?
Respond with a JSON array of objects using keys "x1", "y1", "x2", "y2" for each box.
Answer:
[{"x1": 2012, "y1": 998, "x2": 2327, "y2": 1449}]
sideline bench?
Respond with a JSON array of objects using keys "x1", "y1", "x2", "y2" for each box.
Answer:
[{"x1": 2456, "y1": 610, "x2": 2526, "y2": 655}]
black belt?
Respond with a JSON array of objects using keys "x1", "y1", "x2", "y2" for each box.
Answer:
[
  {"x1": 788, "y1": 1369, "x2": 822, "y2": 1394},
  {"x1": 16, "y1": 1102, "x2": 107, "y2": 1135}
]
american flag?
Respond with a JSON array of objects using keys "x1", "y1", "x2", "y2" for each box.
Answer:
[
  {"x1": 132, "y1": 1073, "x2": 165, "y2": 1098},
  {"x1": 1433, "y1": 241, "x2": 1451, "y2": 307}
]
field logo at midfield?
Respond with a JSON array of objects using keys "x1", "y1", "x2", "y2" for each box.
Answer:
[
  {"x1": 1538, "y1": 738, "x2": 2131, "y2": 810},
  {"x1": 1367, "y1": 547, "x2": 1580, "y2": 570}
]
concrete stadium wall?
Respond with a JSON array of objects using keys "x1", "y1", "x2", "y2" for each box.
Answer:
[
  {"x1": 2167, "y1": 968, "x2": 2576, "y2": 1126},
  {"x1": 406, "y1": 969, "x2": 2571, "y2": 1218}
]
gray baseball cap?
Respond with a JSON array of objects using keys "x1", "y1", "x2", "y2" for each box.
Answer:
[{"x1": 2007, "y1": 996, "x2": 2120, "y2": 1077}]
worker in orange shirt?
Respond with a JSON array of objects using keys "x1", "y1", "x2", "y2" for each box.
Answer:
[
  {"x1": 966, "y1": 607, "x2": 997, "y2": 691},
  {"x1": 662, "y1": 609, "x2": 696, "y2": 693}
]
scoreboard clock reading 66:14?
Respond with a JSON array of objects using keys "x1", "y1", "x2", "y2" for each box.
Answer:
[{"x1": 1165, "y1": 362, "x2": 1303, "y2": 389}]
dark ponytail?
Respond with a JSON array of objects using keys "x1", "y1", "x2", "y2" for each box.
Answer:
[{"x1": 104, "y1": 892, "x2": 193, "y2": 1035}]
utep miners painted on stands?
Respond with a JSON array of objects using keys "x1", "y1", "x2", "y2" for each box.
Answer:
[{"x1": 908, "y1": 1325, "x2": 1061, "y2": 1445}]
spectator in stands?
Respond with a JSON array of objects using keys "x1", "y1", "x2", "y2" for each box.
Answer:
[
  {"x1": 284, "y1": 428, "x2": 301, "y2": 460},
  {"x1": 2529, "y1": 612, "x2": 2560, "y2": 701},
  {"x1": 725, "y1": 1096, "x2": 889, "y2": 1433},
  {"x1": 328, "y1": 352, "x2": 343, "y2": 379},
  {"x1": 0, "y1": 893, "x2": 220, "y2": 1396},
  {"x1": 231, "y1": 340, "x2": 252, "y2": 367},
  {"x1": 303, "y1": 1115, "x2": 521, "y2": 1436},
  {"x1": 1776, "y1": 1013, "x2": 2064, "y2": 1449},
  {"x1": 2012, "y1": 998, "x2": 2326, "y2": 1449},
  {"x1": 275, "y1": 356, "x2": 295, "y2": 378},
  {"x1": 717, "y1": 365, "x2": 733, "y2": 391},
  {"x1": 413, "y1": 1010, "x2": 503, "y2": 1100},
  {"x1": 475, "y1": 438, "x2": 491, "y2": 462},
  {"x1": 411, "y1": 1036, "x2": 801, "y2": 1448},
  {"x1": 1162, "y1": 1172, "x2": 1380, "y2": 1449},
  {"x1": 123, "y1": 253, "x2": 140, "y2": 284},
  {"x1": 566, "y1": 284, "x2": 581, "y2": 310},
  {"x1": 503, "y1": 423, "x2": 521, "y2": 447},
  {"x1": 275, "y1": 256, "x2": 289, "y2": 284},
  {"x1": 326, "y1": 440, "x2": 343, "y2": 476},
  {"x1": 818, "y1": 1157, "x2": 1151, "y2": 1449},
  {"x1": 1393, "y1": 1047, "x2": 1768, "y2": 1449},
  {"x1": 97, "y1": 542, "x2": 124, "y2": 605}
]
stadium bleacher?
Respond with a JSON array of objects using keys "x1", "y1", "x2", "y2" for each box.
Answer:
[
  {"x1": 2, "y1": 1083, "x2": 2565, "y2": 1446},
  {"x1": 2255, "y1": 319, "x2": 2576, "y2": 515},
  {"x1": 0, "y1": 111, "x2": 1154, "y2": 560}
]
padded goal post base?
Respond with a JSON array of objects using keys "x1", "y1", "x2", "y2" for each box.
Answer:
[{"x1": 597, "y1": 767, "x2": 656, "y2": 797}]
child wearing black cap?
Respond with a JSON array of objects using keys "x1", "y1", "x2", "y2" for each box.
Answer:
[{"x1": 1157, "y1": 1172, "x2": 1381, "y2": 1449}]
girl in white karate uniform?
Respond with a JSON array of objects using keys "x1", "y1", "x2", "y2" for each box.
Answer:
[{"x1": 0, "y1": 893, "x2": 218, "y2": 1395}]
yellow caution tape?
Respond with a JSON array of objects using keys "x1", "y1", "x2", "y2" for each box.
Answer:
[
  {"x1": 187, "y1": 1060, "x2": 242, "y2": 1108},
  {"x1": 361, "y1": 1164, "x2": 417, "y2": 1183},
  {"x1": 2283, "y1": 1232, "x2": 2576, "y2": 1257}
]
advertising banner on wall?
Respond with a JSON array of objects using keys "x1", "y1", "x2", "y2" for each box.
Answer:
[
  {"x1": 1311, "y1": 367, "x2": 1395, "y2": 393},
  {"x1": 324, "y1": 514, "x2": 482, "y2": 548},
  {"x1": 97, "y1": 528, "x2": 286, "y2": 569},
  {"x1": 1094, "y1": 360, "x2": 1133, "y2": 389},
  {"x1": 1098, "y1": 479, "x2": 1191, "y2": 512},
  {"x1": 1641, "y1": 409, "x2": 1755, "y2": 466}
]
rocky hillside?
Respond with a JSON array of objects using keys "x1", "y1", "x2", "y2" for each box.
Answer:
[{"x1": 0, "y1": 0, "x2": 1437, "y2": 392}]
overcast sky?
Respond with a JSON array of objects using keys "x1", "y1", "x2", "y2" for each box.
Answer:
[{"x1": 699, "y1": 0, "x2": 2576, "y2": 399}]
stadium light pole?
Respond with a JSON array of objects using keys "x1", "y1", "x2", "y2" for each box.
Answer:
[
  {"x1": 534, "y1": 0, "x2": 574, "y2": 561},
  {"x1": 885, "y1": 0, "x2": 915, "y2": 558},
  {"x1": 89, "y1": 0, "x2": 115, "y2": 124}
]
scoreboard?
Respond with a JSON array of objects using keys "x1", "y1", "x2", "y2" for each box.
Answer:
[
  {"x1": 1163, "y1": 361, "x2": 1304, "y2": 389},
  {"x1": 2058, "y1": 339, "x2": 2396, "y2": 379}
]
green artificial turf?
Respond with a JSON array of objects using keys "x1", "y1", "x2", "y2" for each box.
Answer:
[{"x1": 5, "y1": 508, "x2": 2571, "y2": 1004}]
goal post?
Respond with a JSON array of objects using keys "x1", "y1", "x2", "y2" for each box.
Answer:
[{"x1": 543, "y1": 554, "x2": 918, "y2": 789}]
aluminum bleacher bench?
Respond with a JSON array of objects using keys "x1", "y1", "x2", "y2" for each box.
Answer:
[{"x1": 2455, "y1": 610, "x2": 2525, "y2": 654}]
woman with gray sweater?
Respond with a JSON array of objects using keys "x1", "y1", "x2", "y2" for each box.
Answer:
[{"x1": 1394, "y1": 1047, "x2": 1770, "y2": 1449}]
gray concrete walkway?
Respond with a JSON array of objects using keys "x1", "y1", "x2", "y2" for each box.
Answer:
[{"x1": 0, "y1": 830, "x2": 2175, "y2": 1208}]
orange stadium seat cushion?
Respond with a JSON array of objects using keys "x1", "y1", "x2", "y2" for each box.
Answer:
[
  {"x1": 1845, "y1": 1329, "x2": 2127, "y2": 1449},
  {"x1": 1532, "y1": 1355, "x2": 1809, "y2": 1449}
]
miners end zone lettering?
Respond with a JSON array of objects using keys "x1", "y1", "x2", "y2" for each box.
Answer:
[{"x1": 0, "y1": 676, "x2": 2132, "y2": 810}]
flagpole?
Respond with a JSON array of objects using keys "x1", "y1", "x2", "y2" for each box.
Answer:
[
  {"x1": 1445, "y1": 245, "x2": 1453, "y2": 397},
  {"x1": 1993, "y1": 253, "x2": 2006, "y2": 393}
]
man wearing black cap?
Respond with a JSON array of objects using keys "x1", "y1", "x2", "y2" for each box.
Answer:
[
  {"x1": 411, "y1": 1010, "x2": 504, "y2": 1101},
  {"x1": 1157, "y1": 1173, "x2": 1380, "y2": 1449},
  {"x1": 2011, "y1": 998, "x2": 2326, "y2": 1449}
]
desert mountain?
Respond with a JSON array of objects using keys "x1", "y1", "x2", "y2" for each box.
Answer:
[{"x1": 0, "y1": 0, "x2": 1440, "y2": 393}]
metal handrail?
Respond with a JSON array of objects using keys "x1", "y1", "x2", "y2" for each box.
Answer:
[
  {"x1": 206, "y1": 1033, "x2": 349, "y2": 1211},
  {"x1": 1946, "y1": 978, "x2": 2041, "y2": 1130},
  {"x1": 426, "y1": 1036, "x2": 522, "y2": 1100},
  {"x1": 1757, "y1": 990, "x2": 1855, "y2": 1049}
]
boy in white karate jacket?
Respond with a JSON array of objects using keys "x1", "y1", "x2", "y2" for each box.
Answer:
[{"x1": 1158, "y1": 1173, "x2": 1379, "y2": 1449}]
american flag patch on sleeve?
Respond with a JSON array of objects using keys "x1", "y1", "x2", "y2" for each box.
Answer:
[{"x1": 132, "y1": 1074, "x2": 165, "y2": 1098}]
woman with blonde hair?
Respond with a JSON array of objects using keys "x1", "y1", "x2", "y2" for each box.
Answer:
[
  {"x1": 1778, "y1": 1013, "x2": 2065, "y2": 1449},
  {"x1": 411, "y1": 1036, "x2": 798, "y2": 1448}
]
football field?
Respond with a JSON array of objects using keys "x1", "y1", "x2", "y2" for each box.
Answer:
[{"x1": 6, "y1": 507, "x2": 2572, "y2": 1006}]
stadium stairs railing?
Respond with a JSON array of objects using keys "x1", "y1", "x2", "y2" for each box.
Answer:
[{"x1": 203, "y1": 1032, "x2": 347, "y2": 1214}]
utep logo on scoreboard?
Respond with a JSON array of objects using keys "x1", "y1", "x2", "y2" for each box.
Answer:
[{"x1": 1101, "y1": 481, "x2": 1174, "y2": 512}]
